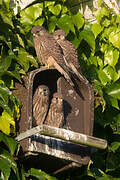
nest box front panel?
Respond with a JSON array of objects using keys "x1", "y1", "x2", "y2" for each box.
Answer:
[{"x1": 15, "y1": 67, "x2": 94, "y2": 169}]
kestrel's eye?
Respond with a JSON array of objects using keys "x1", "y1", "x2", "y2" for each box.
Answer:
[{"x1": 44, "y1": 89, "x2": 47, "y2": 95}]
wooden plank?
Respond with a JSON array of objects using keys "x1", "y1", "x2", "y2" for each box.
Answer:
[{"x1": 15, "y1": 124, "x2": 107, "y2": 149}]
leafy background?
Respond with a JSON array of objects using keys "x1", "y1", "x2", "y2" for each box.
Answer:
[{"x1": 0, "y1": 0, "x2": 120, "y2": 179}]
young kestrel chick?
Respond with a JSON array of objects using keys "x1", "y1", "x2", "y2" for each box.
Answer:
[
  {"x1": 44, "y1": 92, "x2": 64, "y2": 128},
  {"x1": 33, "y1": 85, "x2": 50, "y2": 126}
]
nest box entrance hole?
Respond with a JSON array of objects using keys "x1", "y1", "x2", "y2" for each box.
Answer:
[{"x1": 32, "y1": 69, "x2": 62, "y2": 100}]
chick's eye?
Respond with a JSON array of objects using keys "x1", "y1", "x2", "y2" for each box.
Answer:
[{"x1": 44, "y1": 89, "x2": 47, "y2": 93}]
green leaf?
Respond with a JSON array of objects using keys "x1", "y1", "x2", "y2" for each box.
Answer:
[
  {"x1": 107, "y1": 96, "x2": 119, "y2": 110},
  {"x1": 61, "y1": 6, "x2": 68, "y2": 14},
  {"x1": 0, "y1": 99, "x2": 12, "y2": 114},
  {"x1": 0, "y1": 11, "x2": 13, "y2": 27},
  {"x1": 94, "y1": 6, "x2": 110, "y2": 23},
  {"x1": 57, "y1": 14, "x2": 75, "y2": 35},
  {"x1": 48, "y1": 4, "x2": 61, "y2": 16},
  {"x1": 0, "y1": 157, "x2": 11, "y2": 180},
  {"x1": 109, "y1": 30, "x2": 120, "y2": 49},
  {"x1": 98, "y1": 68, "x2": 111, "y2": 85},
  {"x1": 0, "y1": 147, "x2": 20, "y2": 180},
  {"x1": 72, "y1": 12, "x2": 84, "y2": 30},
  {"x1": 71, "y1": 36, "x2": 80, "y2": 49},
  {"x1": 92, "y1": 23, "x2": 103, "y2": 39},
  {"x1": 0, "y1": 111, "x2": 15, "y2": 135},
  {"x1": 104, "y1": 47, "x2": 119, "y2": 67},
  {"x1": 110, "y1": 142, "x2": 120, "y2": 152},
  {"x1": 20, "y1": 4, "x2": 43, "y2": 27},
  {"x1": 105, "y1": 82, "x2": 120, "y2": 99},
  {"x1": 48, "y1": 16, "x2": 57, "y2": 33},
  {"x1": 34, "y1": 18, "x2": 45, "y2": 27},
  {"x1": 101, "y1": 26, "x2": 115, "y2": 40},
  {"x1": 88, "y1": 56, "x2": 98, "y2": 67},
  {"x1": 26, "y1": 168, "x2": 57, "y2": 180},
  {"x1": 0, "y1": 132, "x2": 17, "y2": 155},
  {"x1": 2, "y1": 55, "x2": 13, "y2": 71},
  {"x1": 97, "y1": 0, "x2": 102, "y2": 7},
  {"x1": 45, "y1": 1, "x2": 55, "y2": 8},
  {"x1": 79, "y1": 26, "x2": 95, "y2": 52},
  {"x1": 17, "y1": 49, "x2": 38, "y2": 72},
  {"x1": 6, "y1": 70, "x2": 22, "y2": 83},
  {"x1": 102, "y1": 66, "x2": 119, "y2": 83},
  {"x1": 16, "y1": 34, "x2": 25, "y2": 48},
  {"x1": 0, "y1": 85, "x2": 11, "y2": 103}
]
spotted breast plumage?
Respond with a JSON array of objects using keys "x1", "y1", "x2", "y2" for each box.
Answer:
[
  {"x1": 31, "y1": 25, "x2": 74, "y2": 87},
  {"x1": 44, "y1": 93, "x2": 64, "y2": 128},
  {"x1": 33, "y1": 85, "x2": 50, "y2": 126}
]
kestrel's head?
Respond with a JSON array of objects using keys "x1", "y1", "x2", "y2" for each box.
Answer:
[
  {"x1": 52, "y1": 93, "x2": 63, "y2": 104},
  {"x1": 36, "y1": 85, "x2": 50, "y2": 96},
  {"x1": 31, "y1": 25, "x2": 46, "y2": 37},
  {"x1": 53, "y1": 29, "x2": 66, "y2": 40}
]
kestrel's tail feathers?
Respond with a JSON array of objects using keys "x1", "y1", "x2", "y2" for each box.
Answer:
[
  {"x1": 69, "y1": 62, "x2": 89, "y2": 84},
  {"x1": 47, "y1": 56, "x2": 74, "y2": 87}
]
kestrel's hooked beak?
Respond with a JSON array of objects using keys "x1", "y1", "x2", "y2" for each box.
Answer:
[
  {"x1": 39, "y1": 88, "x2": 44, "y2": 95},
  {"x1": 33, "y1": 33, "x2": 36, "y2": 37},
  {"x1": 60, "y1": 35, "x2": 65, "y2": 40},
  {"x1": 58, "y1": 97, "x2": 63, "y2": 103}
]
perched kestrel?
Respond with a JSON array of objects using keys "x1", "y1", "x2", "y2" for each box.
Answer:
[
  {"x1": 53, "y1": 29, "x2": 88, "y2": 84},
  {"x1": 44, "y1": 93, "x2": 64, "y2": 128},
  {"x1": 31, "y1": 25, "x2": 74, "y2": 87},
  {"x1": 33, "y1": 85, "x2": 50, "y2": 126}
]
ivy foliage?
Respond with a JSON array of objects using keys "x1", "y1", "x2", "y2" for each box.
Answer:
[{"x1": 0, "y1": 0, "x2": 120, "y2": 179}]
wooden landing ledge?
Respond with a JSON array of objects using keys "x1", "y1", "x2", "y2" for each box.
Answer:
[{"x1": 15, "y1": 125, "x2": 107, "y2": 150}]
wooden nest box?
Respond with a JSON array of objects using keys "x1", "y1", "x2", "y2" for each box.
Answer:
[{"x1": 14, "y1": 67, "x2": 107, "y2": 174}]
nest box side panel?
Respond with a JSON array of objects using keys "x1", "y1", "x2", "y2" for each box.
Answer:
[
  {"x1": 13, "y1": 76, "x2": 29, "y2": 150},
  {"x1": 57, "y1": 77, "x2": 94, "y2": 136}
]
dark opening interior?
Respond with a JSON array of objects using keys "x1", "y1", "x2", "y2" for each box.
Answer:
[{"x1": 33, "y1": 69, "x2": 62, "y2": 99}]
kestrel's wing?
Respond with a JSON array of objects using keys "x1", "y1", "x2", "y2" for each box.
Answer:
[
  {"x1": 33, "y1": 37, "x2": 45, "y2": 65},
  {"x1": 39, "y1": 34, "x2": 66, "y2": 65},
  {"x1": 47, "y1": 56, "x2": 74, "y2": 87},
  {"x1": 69, "y1": 62, "x2": 89, "y2": 84},
  {"x1": 58, "y1": 39, "x2": 80, "y2": 69},
  {"x1": 56, "y1": 39, "x2": 88, "y2": 84}
]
